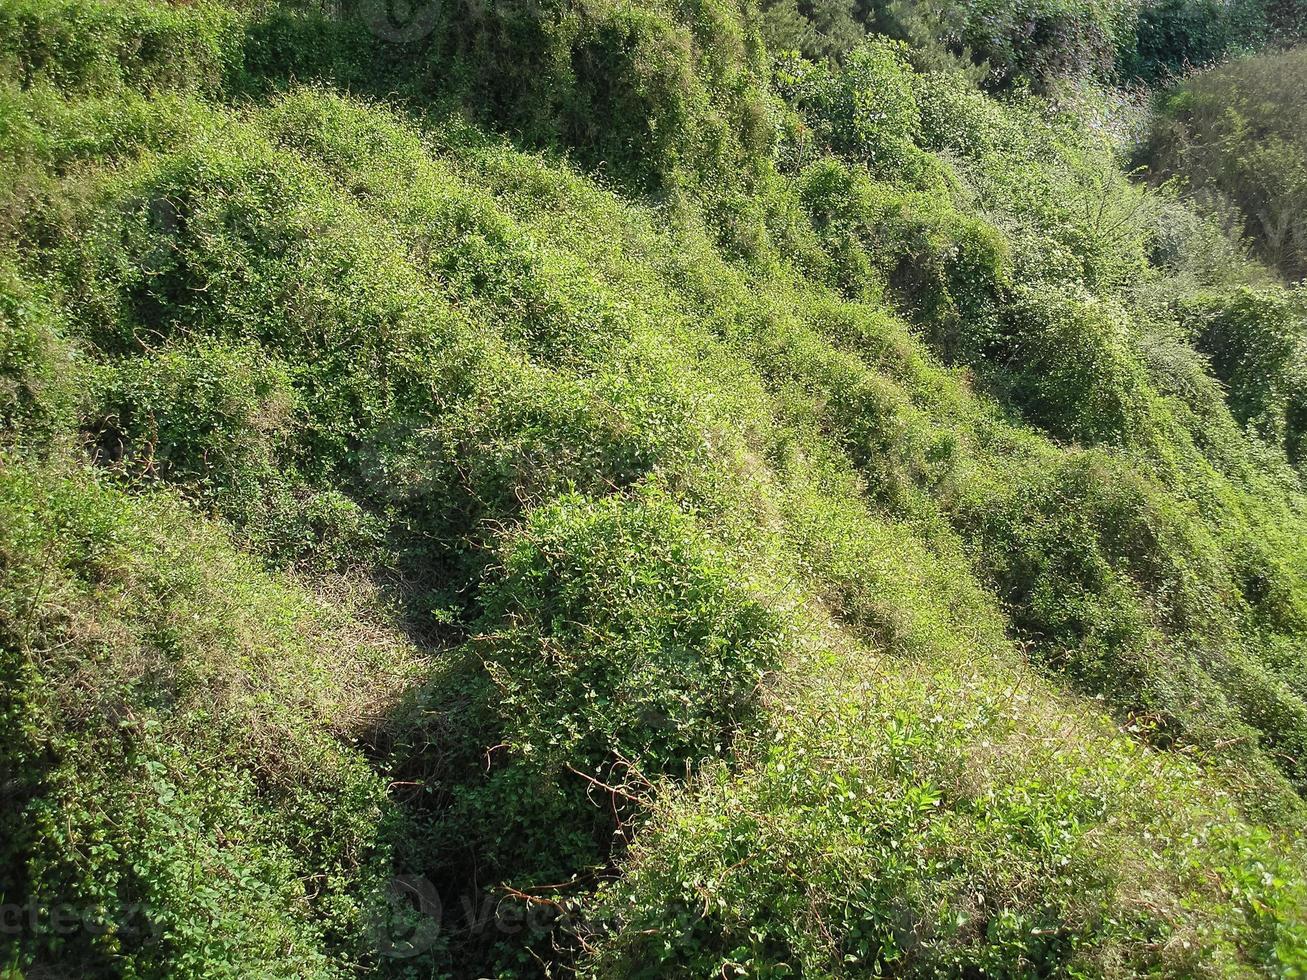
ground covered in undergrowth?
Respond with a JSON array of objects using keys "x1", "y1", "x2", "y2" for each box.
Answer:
[{"x1": 1, "y1": 0, "x2": 1306, "y2": 976}]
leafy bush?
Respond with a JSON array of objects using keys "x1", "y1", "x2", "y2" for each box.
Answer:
[
  {"x1": 762, "y1": 0, "x2": 1141, "y2": 86},
  {"x1": 0, "y1": 461, "x2": 419, "y2": 977},
  {"x1": 1143, "y1": 45, "x2": 1307, "y2": 281},
  {"x1": 795, "y1": 156, "x2": 1011, "y2": 355},
  {"x1": 40, "y1": 102, "x2": 709, "y2": 579},
  {"x1": 379, "y1": 0, "x2": 780, "y2": 204},
  {"x1": 0, "y1": 0, "x2": 241, "y2": 94},
  {"x1": 389, "y1": 491, "x2": 787, "y2": 973},
  {"x1": 85, "y1": 338, "x2": 297, "y2": 495},
  {"x1": 1179, "y1": 286, "x2": 1307, "y2": 466},
  {"x1": 953, "y1": 449, "x2": 1307, "y2": 805},
  {"x1": 1120, "y1": 0, "x2": 1267, "y2": 80},
  {"x1": 586, "y1": 663, "x2": 1307, "y2": 977},
  {"x1": 0, "y1": 260, "x2": 73, "y2": 446},
  {"x1": 991, "y1": 285, "x2": 1151, "y2": 444},
  {"x1": 777, "y1": 39, "x2": 936, "y2": 181},
  {"x1": 476, "y1": 491, "x2": 785, "y2": 773},
  {"x1": 958, "y1": 0, "x2": 1140, "y2": 85}
]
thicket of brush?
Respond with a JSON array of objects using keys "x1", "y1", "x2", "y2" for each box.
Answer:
[{"x1": 2, "y1": 0, "x2": 1306, "y2": 977}]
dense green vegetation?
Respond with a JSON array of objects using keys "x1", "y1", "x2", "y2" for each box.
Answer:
[
  {"x1": 759, "y1": 0, "x2": 1306, "y2": 80},
  {"x1": 1144, "y1": 43, "x2": 1307, "y2": 279},
  {"x1": 1, "y1": 0, "x2": 1305, "y2": 976}
]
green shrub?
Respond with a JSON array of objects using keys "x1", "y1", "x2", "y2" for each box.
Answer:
[
  {"x1": 755, "y1": 0, "x2": 868, "y2": 63},
  {"x1": 85, "y1": 338, "x2": 296, "y2": 494},
  {"x1": 777, "y1": 39, "x2": 941, "y2": 184},
  {"x1": 477, "y1": 491, "x2": 785, "y2": 772},
  {"x1": 762, "y1": 0, "x2": 1142, "y2": 87},
  {"x1": 1143, "y1": 45, "x2": 1307, "y2": 281},
  {"x1": 382, "y1": 0, "x2": 779, "y2": 205},
  {"x1": 0, "y1": 461, "x2": 419, "y2": 977},
  {"x1": 795, "y1": 157, "x2": 1011, "y2": 356},
  {"x1": 1120, "y1": 0, "x2": 1268, "y2": 80},
  {"x1": 49, "y1": 109, "x2": 704, "y2": 576},
  {"x1": 960, "y1": 0, "x2": 1139, "y2": 85},
  {"x1": 1179, "y1": 287, "x2": 1307, "y2": 467},
  {"x1": 79, "y1": 337, "x2": 397, "y2": 567},
  {"x1": 585, "y1": 660, "x2": 1307, "y2": 978},
  {"x1": 991, "y1": 285, "x2": 1151, "y2": 445},
  {"x1": 0, "y1": 260, "x2": 74, "y2": 446},
  {"x1": 391, "y1": 490, "x2": 787, "y2": 973},
  {"x1": 0, "y1": 0, "x2": 241, "y2": 94},
  {"x1": 912, "y1": 66, "x2": 1026, "y2": 157},
  {"x1": 953, "y1": 450, "x2": 1307, "y2": 805},
  {"x1": 228, "y1": 5, "x2": 382, "y2": 98}
]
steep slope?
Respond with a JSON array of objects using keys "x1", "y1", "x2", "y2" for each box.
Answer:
[{"x1": 1, "y1": 1, "x2": 1306, "y2": 977}]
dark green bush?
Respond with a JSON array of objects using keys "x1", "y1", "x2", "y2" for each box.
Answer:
[
  {"x1": 0, "y1": 261, "x2": 73, "y2": 445},
  {"x1": 962, "y1": 0, "x2": 1137, "y2": 84},
  {"x1": 953, "y1": 450, "x2": 1307, "y2": 803},
  {"x1": 476, "y1": 491, "x2": 784, "y2": 772},
  {"x1": 79, "y1": 337, "x2": 397, "y2": 567},
  {"x1": 0, "y1": 0, "x2": 241, "y2": 94},
  {"x1": 1179, "y1": 286, "x2": 1307, "y2": 467},
  {"x1": 85, "y1": 338, "x2": 296, "y2": 493},
  {"x1": 777, "y1": 39, "x2": 942, "y2": 184},
  {"x1": 228, "y1": 5, "x2": 382, "y2": 97},
  {"x1": 754, "y1": 0, "x2": 868, "y2": 63},
  {"x1": 763, "y1": 0, "x2": 1140, "y2": 86},
  {"x1": 1120, "y1": 0, "x2": 1259, "y2": 80},
  {"x1": 795, "y1": 157, "x2": 1010, "y2": 353},
  {"x1": 387, "y1": 0, "x2": 779, "y2": 203},
  {"x1": 991, "y1": 285, "x2": 1151, "y2": 445}
]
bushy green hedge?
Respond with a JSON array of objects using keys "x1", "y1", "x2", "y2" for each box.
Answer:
[
  {"x1": 775, "y1": 39, "x2": 937, "y2": 181},
  {"x1": 0, "y1": 0, "x2": 242, "y2": 93},
  {"x1": 1121, "y1": 0, "x2": 1270, "y2": 80},
  {"x1": 384, "y1": 491, "x2": 787, "y2": 971},
  {"x1": 794, "y1": 156, "x2": 1010, "y2": 351},
  {"x1": 476, "y1": 491, "x2": 785, "y2": 773},
  {"x1": 1179, "y1": 287, "x2": 1307, "y2": 467},
  {"x1": 85, "y1": 338, "x2": 296, "y2": 493},
  {"x1": 762, "y1": 0, "x2": 1140, "y2": 86},
  {"x1": 332, "y1": 0, "x2": 784, "y2": 206},
  {"x1": 0, "y1": 259, "x2": 73, "y2": 445},
  {"x1": 759, "y1": 0, "x2": 1304, "y2": 86}
]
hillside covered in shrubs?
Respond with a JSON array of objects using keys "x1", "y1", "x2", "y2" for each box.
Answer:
[{"x1": 1, "y1": 0, "x2": 1306, "y2": 976}]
